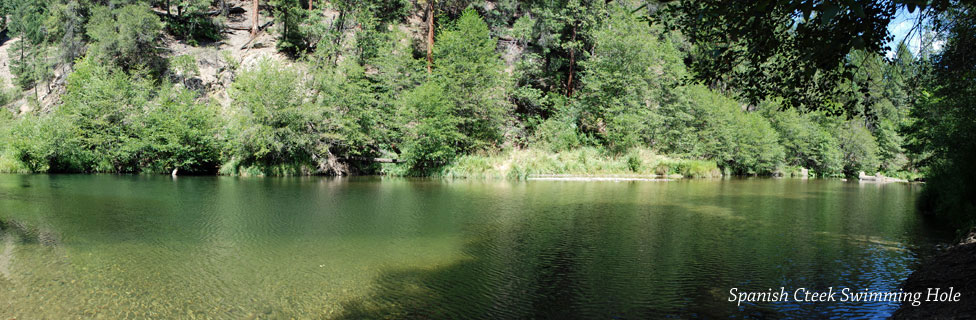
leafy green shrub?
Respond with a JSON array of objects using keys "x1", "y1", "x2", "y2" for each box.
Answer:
[
  {"x1": 764, "y1": 105, "x2": 843, "y2": 176},
  {"x1": 875, "y1": 119, "x2": 907, "y2": 172},
  {"x1": 60, "y1": 57, "x2": 155, "y2": 172},
  {"x1": 674, "y1": 160, "x2": 722, "y2": 178},
  {"x1": 626, "y1": 151, "x2": 643, "y2": 172},
  {"x1": 227, "y1": 59, "x2": 316, "y2": 174},
  {"x1": 170, "y1": 54, "x2": 199, "y2": 85},
  {"x1": 576, "y1": 6, "x2": 684, "y2": 153},
  {"x1": 271, "y1": 0, "x2": 314, "y2": 55},
  {"x1": 399, "y1": 81, "x2": 463, "y2": 174},
  {"x1": 656, "y1": 85, "x2": 718, "y2": 157},
  {"x1": 530, "y1": 116, "x2": 582, "y2": 152},
  {"x1": 2, "y1": 114, "x2": 81, "y2": 173},
  {"x1": 836, "y1": 120, "x2": 879, "y2": 176},
  {"x1": 433, "y1": 9, "x2": 512, "y2": 153},
  {"x1": 3, "y1": 56, "x2": 226, "y2": 174},
  {"x1": 136, "y1": 85, "x2": 222, "y2": 174},
  {"x1": 162, "y1": 0, "x2": 223, "y2": 45},
  {"x1": 661, "y1": 85, "x2": 783, "y2": 175},
  {"x1": 86, "y1": 4, "x2": 164, "y2": 72}
]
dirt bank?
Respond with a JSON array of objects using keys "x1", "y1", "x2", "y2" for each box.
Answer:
[{"x1": 892, "y1": 232, "x2": 976, "y2": 319}]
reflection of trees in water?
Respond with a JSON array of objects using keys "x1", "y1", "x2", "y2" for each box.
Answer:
[
  {"x1": 336, "y1": 187, "x2": 940, "y2": 319},
  {"x1": 0, "y1": 176, "x2": 948, "y2": 318}
]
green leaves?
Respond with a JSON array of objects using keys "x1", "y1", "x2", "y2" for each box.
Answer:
[
  {"x1": 86, "y1": 4, "x2": 164, "y2": 73},
  {"x1": 3, "y1": 56, "x2": 222, "y2": 174},
  {"x1": 575, "y1": 6, "x2": 683, "y2": 153},
  {"x1": 228, "y1": 59, "x2": 314, "y2": 172},
  {"x1": 666, "y1": 0, "x2": 898, "y2": 112},
  {"x1": 399, "y1": 81, "x2": 463, "y2": 172},
  {"x1": 137, "y1": 84, "x2": 222, "y2": 174}
]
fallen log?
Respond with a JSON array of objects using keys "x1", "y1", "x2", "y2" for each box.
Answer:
[
  {"x1": 240, "y1": 21, "x2": 274, "y2": 49},
  {"x1": 339, "y1": 157, "x2": 401, "y2": 163}
]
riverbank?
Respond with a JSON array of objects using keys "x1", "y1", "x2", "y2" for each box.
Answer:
[
  {"x1": 395, "y1": 148, "x2": 724, "y2": 179},
  {"x1": 893, "y1": 231, "x2": 976, "y2": 319}
]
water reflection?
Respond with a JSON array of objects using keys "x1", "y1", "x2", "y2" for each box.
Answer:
[{"x1": 0, "y1": 175, "x2": 946, "y2": 318}]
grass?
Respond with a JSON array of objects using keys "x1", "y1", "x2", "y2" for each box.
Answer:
[{"x1": 432, "y1": 147, "x2": 722, "y2": 180}]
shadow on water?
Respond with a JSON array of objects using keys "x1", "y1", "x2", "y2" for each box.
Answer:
[
  {"x1": 335, "y1": 189, "x2": 946, "y2": 319},
  {"x1": 0, "y1": 176, "x2": 950, "y2": 318},
  {"x1": 331, "y1": 201, "x2": 774, "y2": 319},
  {"x1": 336, "y1": 230, "x2": 588, "y2": 319}
]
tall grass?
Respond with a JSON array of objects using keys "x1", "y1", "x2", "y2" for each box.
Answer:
[
  {"x1": 435, "y1": 147, "x2": 721, "y2": 179},
  {"x1": 0, "y1": 151, "x2": 26, "y2": 173}
]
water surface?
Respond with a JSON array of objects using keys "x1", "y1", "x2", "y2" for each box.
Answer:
[{"x1": 0, "y1": 175, "x2": 945, "y2": 318}]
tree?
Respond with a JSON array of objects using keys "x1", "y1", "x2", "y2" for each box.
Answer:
[
  {"x1": 227, "y1": 59, "x2": 316, "y2": 174},
  {"x1": 576, "y1": 5, "x2": 684, "y2": 153},
  {"x1": 137, "y1": 85, "x2": 222, "y2": 174},
  {"x1": 399, "y1": 81, "x2": 462, "y2": 172},
  {"x1": 661, "y1": 0, "x2": 929, "y2": 113},
  {"x1": 907, "y1": 3, "x2": 976, "y2": 229},
  {"x1": 252, "y1": 0, "x2": 259, "y2": 37},
  {"x1": 432, "y1": 8, "x2": 511, "y2": 152},
  {"x1": 86, "y1": 4, "x2": 165, "y2": 73},
  {"x1": 59, "y1": 57, "x2": 155, "y2": 172},
  {"x1": 835, "y1": 120, "x2": 880, "y2": 176},
  {"x1": 5, "y1": 0, "x2": 48, "y2": 92}
]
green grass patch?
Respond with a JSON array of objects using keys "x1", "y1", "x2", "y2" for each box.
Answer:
[{"x1": 430, "y1": 147, "x2": 721, "y2": 179}]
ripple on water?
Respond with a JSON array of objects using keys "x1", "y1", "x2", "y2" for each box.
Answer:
[{"x1": 0, "y1": 176, "x2": 948, "y2": 319}]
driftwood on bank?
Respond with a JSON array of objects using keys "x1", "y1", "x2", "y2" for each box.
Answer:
[
  {"x1": 152, "y1": 7, "x2": 245, "y2": 20},
  {"x1": 339, "y1": 157, "x2": 401, "y2": 163}
]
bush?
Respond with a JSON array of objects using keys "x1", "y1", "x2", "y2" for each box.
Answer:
[
  {"x1": 576, "y1": 6, "x2": 684, "y2": 153},
  {"x1": 170, "y1": 54, "x2": 200, "y2": 85},
  {"x1": 86, "y1": 4, "x2": 165, "y2": 72},
  {"x1": 660, "y1": 85, "x2": 783, "y2": 174},
  {"x1": 60, "y1": 57, "x2": 155, "y2": 172},
  {"x1": 836, "y1": 120, "x2": 880, "y2": 176},
  {"x1": 2, "y1": 114, "x2": 81, "y2": 173},
  {"x1": 433, "y1": 9, "x2": 512, "y2": 152},
  {"x1": 657, "y1": 85, "x2": 718, "y2": 157},
  {"x1": 530, "y1": 116, "x2": 582, "y2": 152},
  {"x1": 227, "y1": 59, "x2": 316, "y2": 174},
  {"x1": 136, "y1": 85, "x2": 222, "y2": 174},
  {"x1": 162, "y1": 0, "x2": 223, "y2": 45},
  {"x1": 398, "y1": 81, "x2": 463, "y2": 173},
  {"x1": 4, "y1": 56, "x2": 226, "y2": 174},
  {"x1": 765, "y1": 105, "x2": 844, "y2": 176},
  {"x1": 434, "y1": 147, "x2": 721, "y2": 179}
]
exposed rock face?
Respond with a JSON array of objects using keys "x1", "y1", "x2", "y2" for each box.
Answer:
[{"x1": 858, "y1": 171, "x2": 908, "y2": 183}]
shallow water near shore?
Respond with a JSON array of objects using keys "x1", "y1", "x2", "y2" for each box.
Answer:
[{"x1": 0, "y1": 175, "x2": 947, "y2": 318}]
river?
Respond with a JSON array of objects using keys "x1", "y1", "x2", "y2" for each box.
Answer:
[{"x1": 0, "y1": 175, "x2": 946, "y2": 318}]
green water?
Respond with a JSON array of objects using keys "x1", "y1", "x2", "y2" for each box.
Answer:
[{"x1": 0, "y1": 175, "x2": 945, "y2": 318}]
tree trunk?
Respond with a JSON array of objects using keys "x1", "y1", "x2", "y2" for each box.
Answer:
[
  {"x1": 566, "y1": 22, "x2": 577, "y2": 97},
  {"x1": 251, "y1": 0, "x2": 259, "y2": 37},
  {"x1": 166, "y1": 0, "x2": 171, "y2": 16},
  {"x1": 426, "y1": 1, "x2": 434, "y2": 73},
  {"x1": 32, "y1": 50, "x2": 37, "y2": 100},
  {"x1": 308, "y1": 0, "x2": 313, "y2": 11}
]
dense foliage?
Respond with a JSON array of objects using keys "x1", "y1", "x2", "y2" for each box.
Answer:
[
  {"x1": 906, "y1": 3, "x2": 976, "y2": 231},
  {"x1": 0, "y1": 0, "x2": 971, "y2": 227}
]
